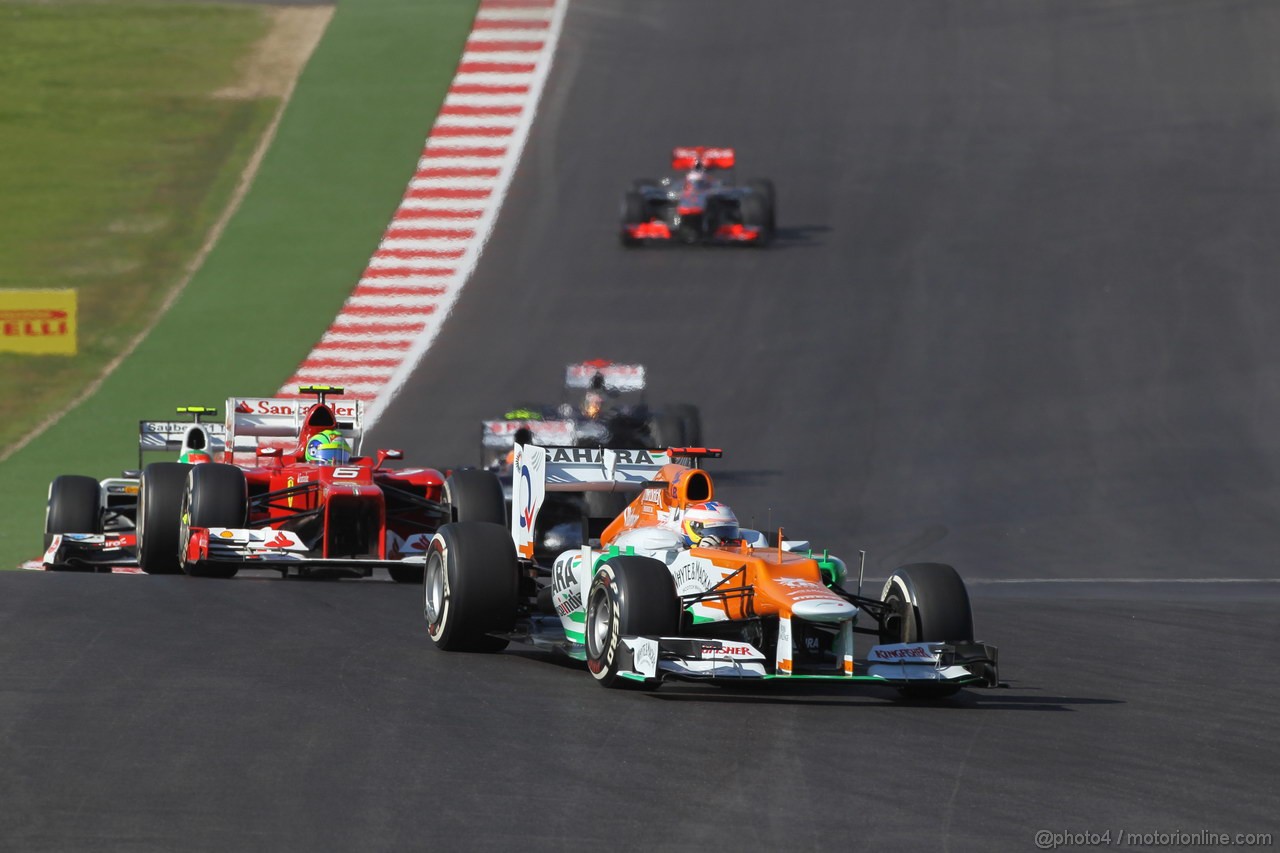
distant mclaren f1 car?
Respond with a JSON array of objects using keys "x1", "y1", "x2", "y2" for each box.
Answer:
[
  {"x1": 621, "y1": 147, "x2": 776, "y2": 247},
  {"x1": 421, "y1": 444, "x2": 1000, "y2": 696}
]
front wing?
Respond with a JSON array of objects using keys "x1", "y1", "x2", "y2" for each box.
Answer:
[
  {"x1": 42, "y1": 534, "x2": 140, "y2": 572},
  {"x1": 618, "y1": 637, "x2": 999, "y2": 686},
  {"x1": 184, "y1": 526, "x2": 424, "y2": 574}
]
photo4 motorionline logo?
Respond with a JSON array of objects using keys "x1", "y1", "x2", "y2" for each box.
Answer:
[{"x1": 1035, "y1": 829, "x2": 1273, "y2": 849}]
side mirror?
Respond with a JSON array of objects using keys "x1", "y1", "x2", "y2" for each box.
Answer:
[
  {"x1": 376, "y1": 449, "x2": 403, "y2": 468},
  {"x1": 258, "y1": 447, "x2": 281, "y2": 458}
]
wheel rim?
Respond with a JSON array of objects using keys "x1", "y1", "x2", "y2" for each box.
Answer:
[
  {"x1": 177, "y1": 482, "x2": 193, "y2": 569},
  {"x1": 424, "y1": 551, "x2": 445, "y2": 627},
  {"x1": 586, "y1": 586, "x2": 612, "y2": 658}
]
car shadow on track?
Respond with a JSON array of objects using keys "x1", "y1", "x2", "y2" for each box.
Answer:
[
  {"x1": 644, "y1": 683, "x2": 1124, "y2": 712},
  {"x1": 502, "y1": 650, "x2": 1122, "y2": 712},
  {"x1": 770, "y1": 223, "x2": 830, "y2": 248}
]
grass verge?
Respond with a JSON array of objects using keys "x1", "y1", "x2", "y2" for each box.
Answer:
[
  {"x1": 0, "y1": 1, "x2": 275, "y2": 450},
  {"x1": 0, "y1": 0, "x2": 479, "y2": 567}
]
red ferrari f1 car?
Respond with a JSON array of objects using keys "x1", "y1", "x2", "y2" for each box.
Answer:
[
  {"x1": 135, "y1": 386, "x2": 504, "y2": 582},
  {"x1": 621, "y1": 147, "x2": 776, "y2": 247}
]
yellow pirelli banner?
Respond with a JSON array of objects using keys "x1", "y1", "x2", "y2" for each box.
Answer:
[{"x1": 0, "y1": 289, "x2": 77, "y2": 355}]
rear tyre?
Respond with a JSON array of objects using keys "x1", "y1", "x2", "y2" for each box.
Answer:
[
  {"x1": 740, "y1": 192, "x2": 773, "y2": 246},
  {"x1": 880, "y1": 563, "x2": 974, "y2": 698},
  {"x1": 443, "y1": 469, "x2": 507, "y2": 525},
  {"x1": 137, "y1": 462, "x2": 191, "y2": 575},
  {"x1": 620, "y1": 190, "x2": 646, "y2": 247},
  {"x1": 586, "y1": 556, "x2": 680, "y2": 689},
  {"x1": 747, "y1": 178, "x2": 776, "y2": 228},
  {"x1": 180, "y1": 464, "x2": 247, "y2": 579},
  {"x1": 424, "y1": 522, "x2": 518, "y2": 652}
]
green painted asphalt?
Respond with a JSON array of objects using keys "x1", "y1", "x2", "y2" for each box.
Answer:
[{"x1": 0, "y1": 0, "x2": 478, "y2": 567}]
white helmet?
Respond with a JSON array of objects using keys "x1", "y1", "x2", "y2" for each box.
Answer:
[{"x1": 679, "y1": 501, "x2": 739, "y2": 547}]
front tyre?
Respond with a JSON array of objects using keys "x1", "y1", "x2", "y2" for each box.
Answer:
[
  {"x1": 179, "y1": 463, "x2": 247, "y2": 579},
  {"x1": 620, "y1": 190, "x2": 646, "y2": 247},
  {"x1": 880, "y1": 562, "x2": 975, "y2": 699},
  {"x1": 44, "y1": 475, "x2": 102, "y2": 549},
  {"x1": 586, "y1": 556, "x2": 680, "y2": 689},
  {"x1": 424, "y1": 522, "x2": 517, "y2": 652},
  {"x1": 137, "y1": 462, "x2": 191, "y2": 575}
]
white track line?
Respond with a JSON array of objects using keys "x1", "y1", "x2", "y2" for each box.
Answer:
[{"x1": 280, "y1": 0, "x2": 568, "y2": 423}]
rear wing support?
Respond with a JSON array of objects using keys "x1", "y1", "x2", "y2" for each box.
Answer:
[{"x1": 509, "y1": 444, "x2": 673, "y2": 559}]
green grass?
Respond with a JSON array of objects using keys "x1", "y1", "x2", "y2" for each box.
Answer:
[
  {"x1": 0, "y1": 1, "x2": 275, "y2": 448},
  {"x1": 0, "y1": 0, "x2": 479, "y2": 567}
]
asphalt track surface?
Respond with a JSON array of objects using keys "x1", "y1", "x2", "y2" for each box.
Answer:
[{"x1": 6, "y1": 1, "x2": 1280, "y2": 850}]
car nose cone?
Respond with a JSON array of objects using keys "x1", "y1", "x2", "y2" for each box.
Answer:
[{"x1": 790, "y1": 598, "x2": 858, "y2": 623}]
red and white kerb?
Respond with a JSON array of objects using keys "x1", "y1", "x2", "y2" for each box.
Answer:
[{"x1": 280, "y1": 0, "x2": 568, "y2": 423}]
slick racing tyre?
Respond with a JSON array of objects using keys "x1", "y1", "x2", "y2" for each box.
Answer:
[
  {"x1": 137, "y1": 462, "x2": 191, "y2": 575},
  {"x1": 740, "y1": 192, "x2": 773, "y2": 246},
  {"x1": 620, "y1": 190, "x2": 647, "y2": 247},
  {"x1": 398, "y1": 465, "x2": 507, "y2": 608},
  {"x1": 424, "y1": 522, "x2": 517, "y2": 652},
  {"x1": 586, "y1": 556, "x2": 680, "y2": 689},
  {"x1": 880, "y1": 563, "x2": 975, "y2": 699},
  {"x1": 443, "y1": 469, "x2": 506, "y2": 525},
  {"x1": 746, "y1": 178, "x2": 776, "y2": 229},
  {"x1": 44, "y1": 475, "x2": 102, "y2": 550},
  {"x1": 179, "y1": 463, "x2": 247, "y2": 579}
]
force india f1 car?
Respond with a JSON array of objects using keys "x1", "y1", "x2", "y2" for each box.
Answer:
[
  {"x1": 621, "y1": 147, "x2": 776, "y2": 247},
  {"x1": 421, "y1": 445, "x2": 1000, "y2": 696},
  {"x1": 42, "y1": 406, "x2": 226, "y2": 572},
  {"x1": 135, "y1": 386, "x2": 505, "y2": 582}
]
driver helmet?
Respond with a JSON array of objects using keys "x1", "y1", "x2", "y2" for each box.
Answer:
[
  {"x1": 583, "y1": 391, "x2": 604, "y2": 419},
  {"x1": 305, "y1": 429, "x2": 351, "y2": 466},
  {"x1": 686, "y1": 155, "x2": 708, "y2": 186},
  {"x1": 679, "y1": 501, "x2": 739, "y2": 547},
  {"x1": 179, "y1": 450, "x2": 213, "y2": 464}
]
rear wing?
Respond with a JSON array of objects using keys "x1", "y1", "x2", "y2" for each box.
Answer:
[
  {"x1": 137, "y1": 422, "x2": 227, "y2": 469},
  {"x1": 224, "y1": 396, "x2": 364, "y2": 457},
  {"x1": 564, "y1": 360, "x2": 646, "y2": 393},
  {"x1": 510, "y1": 444, "x2": 675, "y2": 559},
  {"x1": 671, "y1": 146, "x2": 735, "y2": 170},
  {"x1": 480, "y1": 419, "x2": 577, "y2": 465},
  {"x1": 136, "y1": 407, "x2": 225, "y2": 469}
]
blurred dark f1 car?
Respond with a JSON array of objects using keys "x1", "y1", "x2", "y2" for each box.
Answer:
[
  {"x1": 480, "y1": 361, "x2": 703, "y2": 561},
  {"x1": 42, "y1": 406, "x2": 225, "y2": 572},
  {"x1": 133, "y1": 386, "x2": 504, "y2": 582},
  {"x1": 621, "y1": 147, "x2": 776, "y2": 247},
  {"x1": 422, "y1": 445, "x2": 1000, "y2": 697},
  {"x1": 480, "y1": 360, "x2": 702, "y2": 469}
]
